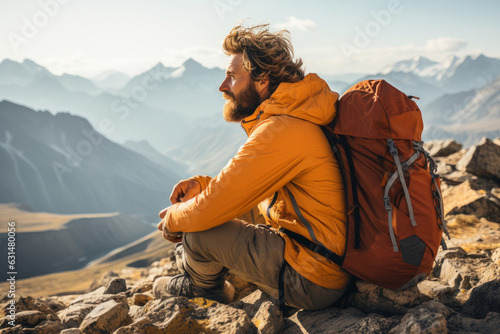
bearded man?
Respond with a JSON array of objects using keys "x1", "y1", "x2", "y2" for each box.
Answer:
[{"x1": 155, "y1": 24, "x2": 349, "y2": 310}]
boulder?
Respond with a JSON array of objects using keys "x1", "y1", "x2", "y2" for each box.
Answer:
[
  {"x1": 283, "y1": 306, "x2": 399, "y2": 333},
  {"x1": 79, "y1": 299, "x2": 130, "y2": 334},
  {"x1": 1, "y1": 311, "x2": 45, "y2": 328},
  {"x1": 126, "y1": 281, "x2": 153, "y2": 297},
  {"x1": 347, "y1": 280, "x2": 430, "y2": 316},
  {"x1": 0, "y1": 296, "x2": 58, "y2": 319},
  {"x1": 417, "y1": 280, "x2": 456, "y2": 306},
  {"x1": 251, "y1": 301, "x2": 283, "y2": 334},
  {"x1": 115, "y1": 296, "x2": 254, "y2": 333},
  {"x1": 388, "y1": 301, "x2": 450, "y2": 333},
  {"x1": 103, "y1": 278, "x2": 127, "y2": 294},
  {"x1": 449, "y1": 311, "x2": 500, "y2": 333},
  {"x1": 461, "y1": 279, "x2": 500, "y2": 318},
  {"x1": 424, "y1": 139, "x2": 463, "y2": 157},
  {"x1": 443, "y1": 179, "x2": 500, "y2": 222},
  {"x1": 27, "y1": 320, "x2": 65, "y2": 334},
  {"x1": 439, "y1": 259, "x2": 472, "y2": 290},
  {"x1": 57, "y1": 287, "x2": 127, "y2": 328},
  {"x1": 456, "y1": 137, "x2": 500, "y2": 181},
  {"x1": 231, "y1": 290, "x2": 283, "y2": 333},
  {"x1": 86, "y1": 271, "x2": 120, "y2": 293}
]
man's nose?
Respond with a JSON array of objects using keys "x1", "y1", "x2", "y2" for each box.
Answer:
[{"x1": 219, "y1": 77, "x2": 230, "y2": 92}]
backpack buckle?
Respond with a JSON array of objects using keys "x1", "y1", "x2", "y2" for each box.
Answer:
[
  {"x1": 387, "y1": 139, "x2": 398, "y2": 156},
  {"x1": 383, "y1": 196, "x2": 392, "y2": 211}
]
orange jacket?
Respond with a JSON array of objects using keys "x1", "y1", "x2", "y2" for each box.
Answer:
[{"x1": 164, "y1": 73, "x2": 349, "y2": 289}]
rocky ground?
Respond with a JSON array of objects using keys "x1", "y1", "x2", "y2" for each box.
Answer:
[{"x1": 1, "y1": 137, "x2": 500, "y2": 333}]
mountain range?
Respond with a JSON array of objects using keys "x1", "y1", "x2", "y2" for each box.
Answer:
[
  {"x1": 1, "y1": 54, "x2": 499, "y2": 179},
  {"x1": 0, "y1": 100, "x2": 178, "y2": 217}
]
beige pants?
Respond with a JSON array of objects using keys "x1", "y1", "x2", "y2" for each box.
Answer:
[{"x1": 182, "y1": 219, "x2": 345, "y2": 310}]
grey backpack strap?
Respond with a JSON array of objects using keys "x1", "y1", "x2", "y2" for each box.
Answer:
[
  {"x1": 383, "y1": 172, "x2": 400, "y2": 252},
  {"x1": 387, "y1": 139, "x2": 417, "y2": 227}
]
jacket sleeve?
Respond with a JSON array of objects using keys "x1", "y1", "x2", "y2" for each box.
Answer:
[
  {"x1": 164, "y1": 116, "x2": 309, "y2": 232},
  {"x1": 188, "y1": 175, "x2": 212, "y2": 191}
]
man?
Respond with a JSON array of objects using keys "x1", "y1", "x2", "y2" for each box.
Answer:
[{"x1": 155, "y1": 24, "x2": 350, "y2": 310}]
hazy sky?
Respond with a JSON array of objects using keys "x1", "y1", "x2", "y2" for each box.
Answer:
[{"x1": 1, "y1": 0, "x2": 499, "y2": 78}]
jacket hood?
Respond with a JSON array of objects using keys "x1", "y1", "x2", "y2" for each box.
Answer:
[{"x1": 241, "y1": 73, "x2": 339, "y2": 135}]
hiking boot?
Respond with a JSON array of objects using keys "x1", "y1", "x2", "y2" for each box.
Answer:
[{"x1": 153, "y1": 273, "x2": 235, "y2": 304}]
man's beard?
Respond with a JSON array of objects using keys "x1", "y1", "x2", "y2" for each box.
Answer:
[{"x1": 223, "y1": 81, "x2": 263, "y2": 123}]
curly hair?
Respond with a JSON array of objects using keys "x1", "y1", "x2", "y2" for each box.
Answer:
[{"x1": 222, "y1": 24, "x2": 305, "y2": 94}]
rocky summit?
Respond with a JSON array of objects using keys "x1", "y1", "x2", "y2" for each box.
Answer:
[{"x1": 1, "y1": 137, "x2": 500, "y2": 333}]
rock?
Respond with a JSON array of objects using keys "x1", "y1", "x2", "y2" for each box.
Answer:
[
  {"x1": 35, "y1": 297, "x2": 68, "y2": 313},
  {"x1": 231, "y1": 289, "x2": 278, "y2": 318},
  {"x1": 443, "y1": 179, "x2": 500, "y2": 221},
  {"x1": 449, "y1": 311, "x2": 500, "y2": 333},
  {"x1": 115, "y1": 296, "x2": 254, "y2": 333},
  {"x1": 126, "y1": 282, "x2": 153, "y2": 297},
  {"x1": 425, "y1": 139, "x2": 463, "y2": 157},
  {"x1": 251, "y1": 301, "x2": 282, "y2": 334},
  {"x1": 283, "y1": 306, "x2": 398, "y2": 333},
  {"x1": 104, "y1": 278, "x2": 127, "y2": 294},
  {"x1": 439, "y1": 259, "x2": 471, "y2": 289},
  {"x1": 456, "y1": 137, "x2": 500, "y2": 181},
  {"x1": 434, "y1": 158, "x2": 454, "y2": 175},
  {"x1": 4, "y1": 311, "x2": 45, "y2": 328},
  {"x1": 442, "y1": 148, "x2": 467, "y2": 165},
  {"x1": 444, "y1": 214, "x2": 500, "y2": 252},
  {"x1": 0, "y1": 296, "x2": 58, "y2": 319},
  {"x1": 60, "y1": 329, "x2": 81, "y2": 334},
  {"x1": 492, "y1": 248, "x2": 500, "y2": 263},
  {"x1": 79, "y1": 300, "x2": 130, "y2": 334},
  {"x1": 461, "y1": 278, "x2": 500, "y2": 318},
  {"x1": 131, "y1": 293, "x2": 153, "y2": 306},
  {"x1": 231, "y1": 290, "x2": 282, "y2": 333},
  {"x1": 347, "y1": 280, "x2": 431, "y2": 316},
  {"x1": 388, "y1": 301, "x2": 450, "y2": 333},
  {"x1": 57, "y1": 288, "x2": 127, "y2": 328},
  {"x1": 28, "y1": 320, "x2": 65, "y2": 334},
  {"x1": 0, "y1": 325, "x2": 24, "y2": 333},
  {"x1": 86, "y1": 271, "x2": 120, "y2": 293},
  {"x1": 431, "y1": 247, "x2": 467, "y2": 277},
  {"x1": 128, "y1": 305, "x2": 143, "y2": 321},
  {"x1": 417, "y1": 280, "x2": 457, "y2": 306},
  {"x1": 441, "y1": 170, "x2": 472, "y2": 186}
]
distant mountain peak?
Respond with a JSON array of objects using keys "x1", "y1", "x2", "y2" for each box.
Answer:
[
  {"x1": 182, "y1": 58, "x2": 203, "y2": 69},
  {"x1": 22, "y1": 59, "x2": 50, "y2": 73}
]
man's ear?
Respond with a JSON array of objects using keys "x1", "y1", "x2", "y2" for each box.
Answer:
[{"x1": 255, "y1": 77, "x2": 271, "y2": 100}]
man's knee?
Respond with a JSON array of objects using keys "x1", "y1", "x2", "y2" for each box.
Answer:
[{"x1": 183, "y1": 221, "x2": 241, "y2": 255}]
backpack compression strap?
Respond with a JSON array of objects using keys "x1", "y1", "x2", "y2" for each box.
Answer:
[
  {"x1": 280, "y1": 228, "x2": 344, "y2": 267},
  {"x1": 383, "y1": 142, "x2": 422, "y2": 252}
]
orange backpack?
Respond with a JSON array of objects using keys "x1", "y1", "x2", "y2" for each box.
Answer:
[{"x1": 282, "y1": 80, "x2": 448, "y2": 290}]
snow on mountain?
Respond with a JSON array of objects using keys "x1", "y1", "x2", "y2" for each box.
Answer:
[
  {"x1": 381, "y1": 56, "x2": 440, "y2": 77},
  {"x1": 423, "y1": 75, "x2": 500, "y2": 146},
  {"x1": 380, "y1": 54, "x2": 500, "y2": 94}
]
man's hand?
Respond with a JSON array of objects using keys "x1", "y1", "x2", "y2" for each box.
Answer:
[
  {"x1": 170, "y1": 179, "x2": 202, "y2": 204},
  {"x1": 158, "y1": 207, "x2": 183, "y2": 243}
]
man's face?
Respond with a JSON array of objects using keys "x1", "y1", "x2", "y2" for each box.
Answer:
[{"x1": 219, "y1": 53, "x2": 263, "y2": 123}]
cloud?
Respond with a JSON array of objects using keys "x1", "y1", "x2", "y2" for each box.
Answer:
[
  {"x1": 274, "y1": 16, "x2": 316, "y2": 32},
  {"x1": 423, "y1": 38, "x2": 468, "y2": 52}
]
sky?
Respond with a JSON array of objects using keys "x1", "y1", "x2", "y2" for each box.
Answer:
[{"x1": 1, "y1": 0, "x2": 500, "y2": 78}]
